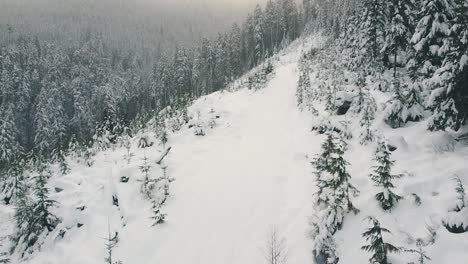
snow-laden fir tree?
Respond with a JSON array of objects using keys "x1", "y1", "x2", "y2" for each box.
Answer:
[
  {"x1": 120, "y1": 128, "x2": 134, "y2": 164},
  {"x1": 0, "y1": 104, "x2": 22, "y2": 171},
  {"x1": 104, "y1": 225, "x2": 122, "y2": 264},
  {"x1": 426, "y1": 0, "x2": 468, "y2": 131},
  {"x1": 358, "y1": 0, "x2": 387, "y2": 64},
  {"x1": 360, "y1": 95, "x2": 377, "y2": 145},
  {"x1": 296, "y1": 68, "x2": 311, "y2": 108},
  {"x1": 384, "y1": 79, "x2": 408, "y2": 128},
  {"x1": 381, "y1": 0, "x2": 414, "y2": 76},
  {"x1": 324, "y1": 84, "x2": 335, "y2": 113},
  {"x1": 11, "y1": 165, "x2": 60, "y2": 256},
  {"x1": 311, "y1": 130, "x2": 359, "y2": 263},
  {"x1": 34, "y1": 77, "x2": 67, "y2": 159},
  {"x1": 369, "y1": 137, "x2": 403, "y2": 211},
  {"x1": 405, "y1": 82, "x2": 424, "y2": 122},
  {"x1": 139, "y1": 154, "x2": 154, "y2": 199},
  {"x1": 1, "y1": 159, "x2": 26, "y2": 205},
  {"x1": 453, "y1": 175, "x2": 466, "y2": 212},
  {"x1": 361, "y1": 216, "x2": 400, "y2": 264},
  {"x1": 408, "y1": 0, "x2": 455, "y2": 80}
]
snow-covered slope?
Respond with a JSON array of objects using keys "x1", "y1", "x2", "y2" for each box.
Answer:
[
  {"x1": 2, "y1": 34, "x2": 468, "y2": 264},
  {"x1": 1, "y1": 38, "x2": 324, "y2": 264}
]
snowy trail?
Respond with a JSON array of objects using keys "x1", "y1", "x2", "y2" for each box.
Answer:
[{"x1": 122, "y1": 59, "x2": 318, "y2": 264}]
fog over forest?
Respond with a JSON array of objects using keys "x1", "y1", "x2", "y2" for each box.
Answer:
[{"x1": 0, "y1": 0, "x2": 268, "y2": 53}]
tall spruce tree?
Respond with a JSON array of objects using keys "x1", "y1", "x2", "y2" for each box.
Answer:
[
  {"x1": 359, "y1": 0, "x2": 387, "y2": 63},
  {"x1": 369, "y1": 138, "x2": 403, "y2": 211},
  {"x1": 408, "y1": 0, "x2": 455, "y2": 80},
  {"x1": 361, "y1": 216, "x2": 400, "y2": 264},
  {"x1": 426, "y1": 0, "x2": 468, "y2": 131},
  {"x1": 382, "y1": 0, "x2": 414, "y2": 76}
]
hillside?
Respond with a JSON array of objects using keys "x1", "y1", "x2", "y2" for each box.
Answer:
[{"x1": 1, "y1": 33, "x2": 468, "y2": 263}]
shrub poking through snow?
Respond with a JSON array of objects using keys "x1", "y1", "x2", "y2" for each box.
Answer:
[
  {"x1": 361, "y1": 216, "x2": 400, "y2": 264},
  {"x1": 369, "y1": 137, "x2": 403, "y2": 211},
  {"x1": 310, "y1": 130, "x2": 359, "y2": 263}
]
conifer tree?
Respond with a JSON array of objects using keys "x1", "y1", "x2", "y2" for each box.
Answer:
[
  {"x1": 384, "y1": 79, "x2": 408, "y2": 128},
  {"x1": 453, "y1": 175, "x2": 466, "y2": 212},
  {"x1": 361, "y1": 216, "x2": 400, "y2": 264},
  {"x1": 405, "y1": 82, "x2": 424, "y2": 122},
  {"x1": 311, "y1": 131, "x2": 359, "y2": 263},
  {"x1": 369, "y1": 138, "x2": 403, "y2": 211},
  {"x1": 150, "y1": 199, "x2": 167, "y2": 226},
  {"x1": 32, "y1": 165, "x2": 60, "y2": 233},
  {"x1": 11, "y1": 165, "x2": 59, "y2": 255},
  {"x1": 408, "y1": 0, "x2": 455, "y2": 79},
  {"x1": 296, "y1": 68, "x2": 310, "y2": 108},
  {"x1": 406, "y1": 239, "x2": 431, "y2": 264},
  {"x1": 360, "y1": 95, "x2": 377, "y2": 145},
  {"x1": 0, "y1": 104, "x2": 22, "y2": 170},
  {"x1": 139, "y1": 154, "x2": 153, "y2": 199},
  {"x1": 359, "y1": 0, "x2": 387, "y2": 63},
  {"x1": 104, "y1": 225, "x2": 122, "y2": 264},
  {"x1": 382, "y1": 0, "x2": 414, "y2": 76},
  {"x1": 1, "y1": 160, "x2": 26, "y2": 204},
  {"x1": 426, "y1": 0, "x2": 468, "y2": 131}
]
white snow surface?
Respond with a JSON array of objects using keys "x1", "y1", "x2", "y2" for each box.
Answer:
[{"x1": 2, "y1": 35, "x2": 468, "y2": 264}]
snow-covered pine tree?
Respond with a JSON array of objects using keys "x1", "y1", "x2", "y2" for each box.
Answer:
[
  {"x1": 296, "y1": 68, "x2": 310, "y2": 108},
  {"x1": 384, "y1": 79, "x2": 408, "y2": 128},
  {"x1": 139, "y1": 154, "x2": 154, "y2": 199},
  {"x1": 120, "y1": 127, "x2": 134, "y2": 164},
  {"x1": 34, "y1": 76, "x2": 67, "y2": 159},
  {"x1": 426, "y1": 0, "x2": 468, "y2": 131},
  {"x1": 11, "y1": 165, "x2": 59, "y2": 256},
  {"x1": 361, "y1": 216, "x2": 400, "y2": 264},
  {"x1": 311, "y1": 130, "x2": 359, "y2": 263},
  {"x1": 0, "y1": 104, "x2": 22, "y2": 173},
  {"x1": 324, "y1": 84, "x2": 335, "y2": 113},
  {"x1": 405, "y1": 82, "x2": 424, "y2": 122},
  {"x1": 408, "y1": 0, "x2": 455, "y2": 80},
  {"x1": 360, "y1": 95, "x2": 377, "y2": 145},
  {"x1": 369, "y1": 138, "x2": 403, "y2": 211},
  {"x1": 32, "y1": 165, "x2": 60, "y2": 233},
  {"x1": 359, "y1": 0, "x2": 387, "y2": 64},
  {"x1": 54, "y1": 149, "x2": 70, "y2": 176},
  {"x1": 254, "y1": 4, "x2": 265, "y2": 66},
  {"x1": 104, "y1": 225, "x2": 122, "y2": 264},
  {"x1": 453, "y1": 175, "x2": 466, "y2": 212},
  {"x1": 381, "y1": 0, "x2": 414, "y2": 76},
  {"x1": 1, "y1": 159, "x2": 26, "y2": 205},
  {"x1": 150, "y1": 199, "x2": 167, "y2": 226},
  {"x1": 406, "y1": 239, "x2": 431, "y2": 264}
]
